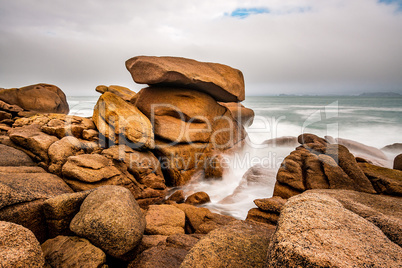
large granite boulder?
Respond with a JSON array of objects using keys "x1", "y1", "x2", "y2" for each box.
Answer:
[
  {"x1": 96, "y1": 84, "x2": 136, "y2": 101},
  {"x1": 273, "y1": 134, "x2": 376, "y2": 200},
  {"x1": 93, "y1": 92, "x2": 154, "y2": 149},
  {"x1": 0, "y1": 221, "x2": 45, "y2": 268},
  {"x1": 70, "y1": 186, "x2": 146, "y2": 259},
  {"x1": 266, "y1": 190, "x2": 402, "y2": 267},
  {"x1": 0, "y1": 169, "x2": 73, "y2": 242},
  {"x1": 0, "y1": 83, "x2": 69, "y2": 114},
  {"x1": 181, "y1": 221, "x2": 275, "y2": 268},
  {"x1": 41, "y1": 235, "x2": 107, "y2": 268},
  {"x1": 125, "y1": 56, "x2": 245, "y2": 102},
  {"x1": 133, "y1": 86, "x2": 246, "y2": 185}
]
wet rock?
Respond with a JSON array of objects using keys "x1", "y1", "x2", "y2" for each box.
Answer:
[
  {"x1": 93, "y1": 92, "x2": 154, "y2": 149},
  {"x1": 41, "y1": 236, "x2": 107, "y2": 268},
  {"x1": 394, "y1": 154, "x2": 402, "y2": 171},
  {"x1": 185, "y1": 192, "x2": 211, "y2": 205},
  {"x1": 126, "y1": 56, "x2": 245, "y2": 102},
  {"x1": 266, "y1": 191, "x2": 402, "y2": 267},
  {"x1": 145, "y1": 205, "x2": 186, "y2": 235},
  {"x1": 96, "y1": 84, "x2": 136, "y2": 101},
  {"x1": 181, "y1": 221, "x2": 275, "y2": 268},
  {"x1": 382, "y1": 143, "x2": 402, "y2": 152},
  {"x1": 0, "y1": 83, "x2": 69, "y2": 114},
  {"x1": 167, "y1": 190, "x2": 186, "y2": 203},
  {"x1": 70, "y1": 186, "x2": 146, "y2": 258},
  {"x1": 0, "y1": 221, "x2": 45, "y2": 268}
]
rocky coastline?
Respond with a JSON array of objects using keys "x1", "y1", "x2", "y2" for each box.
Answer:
[{"x1": 0, "y1": 56, "x2": 401, "y2": 267}]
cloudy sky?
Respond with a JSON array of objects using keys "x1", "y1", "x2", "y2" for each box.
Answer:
[{"x1": 1, "y1": 0, "x2": 402, "y2": 96}]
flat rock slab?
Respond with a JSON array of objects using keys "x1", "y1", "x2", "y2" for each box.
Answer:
[
  {"x1": 126, "y1": 56, "x2": 245, "y2": 102},
  {"x1": 0, "y1": 144, "x2": 36, "y2": 166}
]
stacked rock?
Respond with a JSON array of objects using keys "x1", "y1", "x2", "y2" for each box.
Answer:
[{"x1": 94, "y1": 56, "x2": 254, "y2": 186}]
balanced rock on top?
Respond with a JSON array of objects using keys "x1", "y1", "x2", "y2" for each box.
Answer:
[{"x1": 125, "y1": 56, "x2": 245, "y2": 102}]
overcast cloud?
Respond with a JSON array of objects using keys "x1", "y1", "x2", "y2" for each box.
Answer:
[{"x1": 1, "y1": 0, "x2": 402, "y2": 96}]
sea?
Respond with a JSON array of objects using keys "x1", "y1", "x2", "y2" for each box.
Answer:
[{"x1": 68, "y1": 95, "x2": 402, "y2": 219}]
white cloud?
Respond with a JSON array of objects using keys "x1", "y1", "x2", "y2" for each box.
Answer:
[{"x1": 0, "y1": 0, "x2": 401, "y2": 95}]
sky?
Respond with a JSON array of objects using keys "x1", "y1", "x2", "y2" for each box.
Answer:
[{"x1": 1, "y1": 0, "x2": 402, "y2": 96}]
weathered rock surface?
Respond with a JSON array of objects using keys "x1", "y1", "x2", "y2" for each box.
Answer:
[
  {"x1": 102, "y1": 145, "x2": 166, "y2": 190},
  {"x1": 254, "y1": 196, "x2": 286, "y2": 213},
  {"x1": 0, "y1": 144, "x2": 36, "y2": 166},
  {"x1": 273, "y1": 134, "x2": 377, "y2": 200},
  {"x1": 145, "y1": 205, "x2": 186, "y2": 235},
  {"x1": 70, "y1": 186, "x2": 146, "y2": 258},
  {"x1": 43, "y1": 191, "x2": 93, "y2": 238},
  {"x1": 0, "y1": 221, "x2": 45, "y2": 268},
  {"x1": 126, "y1": 56, "x2": 245, "y2": 102},
  {"x1": 96, "y1": 84, "x2": 136, "y2": 101},
  {"x1": 266, "y1": 190, "x2": 402, "y2": 267},
  {"x1": 13, "y1": 113, "x2": 97, "y2": 140},
  {"x1": 62, "y1": 153, "x2": 121, "y2": 183},
  {"x1": 181, "y1": 221, "x2": 275, "y2": 268},
  {"x1": 48, "y1": 136, "x2": 100, "y2": 175},
  {"x1": 42, "y1": 235, "x2": 107, "y2": 268},
  {"x1": 167, "y1": 190, "x2": 186, "y2": 203},
  {"x1": 358, "y1": 162, "x2": 402, "y2": 196},
  {"x1": 0, "y1": 83, "x2": 69, "y2": 114},
  {"x1": 93, "y1": 92, "x2": 154, "y2": 149},
  {"x1": 185, "y1": 191, "x2": 211, "y2": 205},
  {"x1": 173, "y1": 203, "x2": 237, "y2": 234},
  {"x1": 0, "y1": 170, "x2": 73, "y2": 242},
  {"x1": 218, "y1": 102, "x2": 254, "y2": 126},
  {"x1": 129, "y1": 234, "x2": 201, "y2": 268},
  {"x1": 9, "y1": 124, "x2": 59, "y2": 163}
]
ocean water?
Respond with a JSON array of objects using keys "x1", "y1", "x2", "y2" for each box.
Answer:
[{"x1": 68, "y1": 95, "x2": 402, "y2": 219}]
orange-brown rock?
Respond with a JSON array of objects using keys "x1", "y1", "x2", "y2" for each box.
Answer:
[
  {"x1": 0, "y1": 84, "x2": 69, "y2": 114},
  {"x1": 267, "y1": 190, "x2": 402, "y2": 267},
  {"x1": 358, "y1": 162, "x2": 402, "y2": 196},
  {"x1": 246, "y1": 208, "x2": 280, "y2": 225},
  {"x1": 185, "y1": 192, "x2": 211, "y2": 205},
  {"x1": 126, "y1": 56, "x2": 245, "y2": 102},
  {"x1": 218, "y1": 102, "x2": 254, "y2": 127},
  {"x1": 93, "y1": 92, "x2": 154, "y2": 149},
  {"x1": 96, "y1": 85, "x2": 136, "y2": 101}
]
